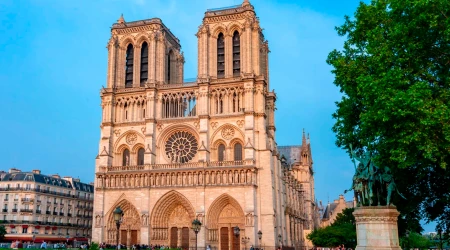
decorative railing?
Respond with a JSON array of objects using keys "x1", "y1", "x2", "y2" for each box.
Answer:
[{"x1": 101, "y1": 160, "x2": 255, "y2": 172}]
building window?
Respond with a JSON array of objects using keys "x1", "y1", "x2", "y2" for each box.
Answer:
[
  {"x1": 167, "y1": 52, "x2": 171, "y2": 83},
  {"x1": 22, "y1": 227, "x2": 28, "y2": 233},
  {"x1": 122, "y1": 149, "x2": 130, "y2": 166},
  {"x1": 234, "y1": 143, "x2": 243, "y2": 161},
  {"x1": 232, "y1": 31, "x2": 240, "y2": 77},
  {"x1": 125, "y1": 44, "x2": 134, "y2": 88},
  {"x1": 217, "y1": 33, "x2": 225, "y2": 78},
  {"x1": 5, "y1": 194, "x2": 8, "y2": 200},
  {"x1": 218, "y1": 144, "x2": 225, "y2": 162},
  {"x1": 137, "y1": 148, "x2": 145, "y2": 165},
  {"x1": 140, "y1": 42, "x2": 148, "y2": 86}
]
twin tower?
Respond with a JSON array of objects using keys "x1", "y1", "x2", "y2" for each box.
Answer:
[{"x1": 93, "y1": 1, "x2": 315, "y2": 249}]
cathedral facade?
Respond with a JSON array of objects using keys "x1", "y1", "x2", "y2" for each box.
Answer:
[{"x1": 92, "y1": 1, "x2": 316, "y2": 249}]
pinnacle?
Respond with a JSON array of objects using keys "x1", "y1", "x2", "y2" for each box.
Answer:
[
  {"x1": 242, "y1": 0, "x2": 251, "y2": 7},
  {"x1": 117, "y1": 14, "x2": 125, "y2": 24}
]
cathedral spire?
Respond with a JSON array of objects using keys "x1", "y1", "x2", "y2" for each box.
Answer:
[
  {"x1": 117, "y1": 14, "x2": 125, "y2": 24},
  {"x1": 302, "y1": 128, "x2": 307, "y2": 146}
]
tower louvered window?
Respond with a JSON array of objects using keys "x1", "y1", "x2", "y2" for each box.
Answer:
[
  {"x1": 140, "y1": 42, "x2": 148, "y2": 86},
  {"x1": 167, "y1": 52, "x2": 171, "y2": 83},
  {"x1": 217, "y1": 33, "x2": 225, "y2": 78},
  {"x1": 232, "y1": 31, "x2": 240, "y2": 77},
  {"x1": 125, "y1": 44, "x2": 134, "y2": 88},
  {"x1": 234, "y1": 143, "x2": 242, "y2": 161},
  {"x1": 218, "y1": 144, "x2": 225, "y2": 161}
]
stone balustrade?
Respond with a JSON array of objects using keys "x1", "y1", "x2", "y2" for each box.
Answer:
[{"x1": 96, "y1": 165, "x2": 257, "y2": 189}]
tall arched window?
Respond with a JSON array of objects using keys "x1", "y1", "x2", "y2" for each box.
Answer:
[
  {"x1": 167, "y1": 50, "x2": 173, "y2": 84},
  {"x1": 137, "y1": 148, "x2": 145, "y2": 165},
  {"x1": 217, "y1": 33, "x2": 225, "y2": 78},
  {"x1": 140, "y1": 42, "x2": 148, "y2": 86},
  {"x1": 122, "y1": 149, "x2": 130, "y2": 166},
  {"x1": 234, "y1": 143, "x2": 242, "y2": 161},
  {"x1": 125, "y1": 44, "x2": 134, "y2": 88},
  {"x1": 232, "y1": 31, "x2": 240, "y2": 77},
  {"x1": 218, "y1": 144, "x2": 225, "y2": 161}
]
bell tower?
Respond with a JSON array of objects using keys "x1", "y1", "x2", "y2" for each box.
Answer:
[{"x1": 196, "y1": 0, "x2": 269, "y2": 82}]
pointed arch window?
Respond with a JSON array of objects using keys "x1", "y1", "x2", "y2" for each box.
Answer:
[
  {"x1": 218, "y1": 144, "x2": 225, "y2": 162},
  {"x1": 125, "y1": 44, "x2": 134, "y2": 88},
  {"x1": 217, "y1": 33, "x2": 225, "y2": 78},
  {"x1": 234, "y1": 143, "x2": 242, "y2": 161},
  {"x1": 167, "y1": 50, "x2": 173, "y2": 84},
  {"x1": 140, "y1": 42, "x2": 148, "y2": 86},
  {"x1": 122, "y1": 149, "x2": 130, "y2": 166},
  {"x1": 137, "y1": 148, "x2": 145, "y2": 165},
  {"x1": 232, "y1": 31, "x2": 240, "y2": 77}
]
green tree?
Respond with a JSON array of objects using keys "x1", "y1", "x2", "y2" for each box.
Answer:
[
  {"x1": 307, "y1": 209, "x2": 356, "y2": 248},
  {"x1": 0, "y1": 225, "x2": 6, "y2": 241},
  {"x1": 327, "y1": 0, "x2": 450, "y2": 233},
  {"x1": 400, "y1": 232, "x2": 434, "y2": 249}
]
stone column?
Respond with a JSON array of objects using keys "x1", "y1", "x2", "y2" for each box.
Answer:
[{"x1": 353, "y1": 206, "x2": 401, "y2": 250}]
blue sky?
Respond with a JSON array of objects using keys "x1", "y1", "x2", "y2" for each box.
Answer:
[{"x1": 0, "y1": 0, "x2": 435, "y2": 232}]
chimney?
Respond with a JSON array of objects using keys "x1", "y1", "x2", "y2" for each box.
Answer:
[
  {"x1": 32, "y1": 170, "x2": 41, "y2": 174},
  {"x1": 52, "y1": 174, "x2": 61, "y2": 179},
  {"x1": 9, "y1": 168, "x2": 21, "y2": 173}
]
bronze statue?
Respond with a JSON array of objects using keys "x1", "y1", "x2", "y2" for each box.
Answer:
[{"x1": 346, "y1": 145, "x2": 405, "y2": 206}]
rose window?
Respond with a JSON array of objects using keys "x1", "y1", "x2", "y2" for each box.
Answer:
[{"x1": 165, "y1": 131, "x2": 198, "y2": 163}]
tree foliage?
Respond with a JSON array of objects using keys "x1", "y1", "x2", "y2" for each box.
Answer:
[
  {"x1": 307, "y1": 208, "x2": 356, "y2": 248},
  {"x1": 0, "y1": 225, "x2": 6, "y2": 241},
  {"x1": 400, "y1": 232, "x2": 434, "y2": 249},
  {"x1": 327, "y1": 0, "x2": 450, "y2": 232}
]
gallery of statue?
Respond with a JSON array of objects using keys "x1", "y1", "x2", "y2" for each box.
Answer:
[{"x1": 92, "y1": 1, "x2": 318, "y2": 249}]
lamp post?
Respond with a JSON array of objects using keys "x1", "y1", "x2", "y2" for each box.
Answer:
[
  {"x1": 278, "y1": 234, "x2": 282, "y2": 249},
  {"x1": 257, "y1": 230, "x2": 262, "y2": 250},
  {"x1": 241, "y1": 236, "x2": 250, "y2": 250},
  {"x1": 113, "y1": 207, "x2": 123, "y2": 250},
  {"x1": 233, "y1": 226, "x2": 240, "y2": 250},
  {"x1": 192, "y1": 219, "x2": 202, "y2": 250}
]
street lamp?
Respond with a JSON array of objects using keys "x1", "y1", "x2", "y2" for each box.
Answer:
[
  {"x1": 257, "y1": 231, "x2": 262, "y2": 250},
  {"x1": 241, "y1": 236, "x2": 250, "y2": 250},
  {"x1": 278, "y1": 234, "x2": 282, "y2": 248},
  {"x1": 233, "y1": 226, "x2": 240, "y2": 238},
  {"x1": 192, "y1": 219, "x2": 202, "y2": 250},
  {"x1": 113, "y1": 207, "x2": 123, "y2": 250}
]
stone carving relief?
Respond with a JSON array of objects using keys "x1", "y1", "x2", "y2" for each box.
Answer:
[
  {"x1": 157, "y1": 123, "x2": 164, "y2": 131},
  {"x1": 245, "y1": 213, "x2": 254, "y2": 226},
  {"x1": 95, "y1": 214, "x2": 102, "y2": 228},
  {"x1": 211, "y1": 122, "x2": 218, "y2": 130},
  {"x1": 141, "y1": 214, "x2": 149, "y2": 226},
  {"x1": 194, "y1": 120, "x2": 200, "y2": 130},
  {"x1": 236, "y1": 120, "x2": 244, "y2": 128},
  {"x1": 221, "y1": 126, "x2": 235, "y2": 140},
  {"x1": 126, "y1": 133, "x2": 138, "y2": 145},
  {"x1": 114, "y1": 129, "x2": 121, "y2": 137},
  {"x1": 141, "y1": 127, "x2": 146, "y2": 134}
]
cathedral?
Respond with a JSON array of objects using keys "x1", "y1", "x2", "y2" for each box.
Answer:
[{"x1": 92, "y1": 1, "x2": 317, "y2": 249}]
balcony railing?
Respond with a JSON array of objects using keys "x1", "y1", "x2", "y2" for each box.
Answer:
[
  {"x1": 21, "y1": 198, "x2": 34, "y2": 202},
  {"x1": 53, "y1": 212, "x2": 58, "y2": 215},
  {"x1": 12, "y1": 209, "x2": 18, "y2": 213},
  {"x1": 0, "y1": 187, "x2": 93, "y2": 199},
  {"x1": 102, "y1": 160, "x2": 255, "y2": 172},
  {"x1": 67, "y1": 213, "x2": 72, "y2": 217},
  {"x1": 46, "y1": 211, "x2": 51, "y2": 215},
  {"x1": 36, "y1": 210, "x2": 41, "y2": 214},
  {"x1": 20, "y1": 209, "x2": 33, "y2": 213},
  {"x1": 2, "y1": 209, "x2": 7, "y2": 212},
  {"x1": 59, "y1": 212, "x2": 64, "y2": 216}
]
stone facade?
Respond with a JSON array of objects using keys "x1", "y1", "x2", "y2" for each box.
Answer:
[
  {"x1": 93, "y1": 1, "x2": 314, "y2": 249},
  {"x1": 320, "y1": 195, "x2": 355, "y2": 227},
  {"x1": 0, "y1": 169, "x2": 93, "y2": 245}
]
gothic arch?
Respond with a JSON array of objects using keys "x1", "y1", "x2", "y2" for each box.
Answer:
[
  {"x1": 210, "y1": 124, "x2": 245, "y2": 144},
  {"x1": 105, "y1": 198, "x2": 141, "y2": 244},
  {"x1": 119, "y1": 34, "x2": 136, "y2": 49},
  {"x1": 114, "y1": 130, "x2": 145, "y2": 153},
  {"x1": 227, "y1": 21, "x2": 244, "y2": 37},
  {"x1": 211, "y1": 24, "x2": 227, "y2": 39},
  {"x1": 131, "y1": 143, "x2": 145, "y2": 154},
  {"x1": 150, "y1": 190, "x2": 196, "y2": 228},
  {"x1": 206, "y1": 193, "x2": 245, "y2": 230},
  {"x1": 135, "y1": 33, "x2": 150, "y2": 46}
]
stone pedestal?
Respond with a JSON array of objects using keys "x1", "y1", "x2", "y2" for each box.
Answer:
[{"x1": 353, "y1": 206, "x2": 401, "y2": 250}]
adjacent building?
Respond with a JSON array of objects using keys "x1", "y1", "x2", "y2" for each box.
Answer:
[
  {"x1": 320, "y1": 195, "x2": 354, "y2": 227},
  {"x1": 93, "y1": 1, "x2": 316, "y2": 249},
  {"x1": 0, "y1": 169, "x2": 94, "y2": 244}
]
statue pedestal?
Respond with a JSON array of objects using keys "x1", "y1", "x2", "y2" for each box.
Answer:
[{"x1": 353, "y1": 206, "x2": 401, "y2": 250}]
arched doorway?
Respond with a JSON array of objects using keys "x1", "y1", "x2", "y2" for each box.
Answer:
[
  {"x1": 150, "y1": 191, "x2": 196, "y2": 249},
  {"x1": 106, "y1": 200, "x2": 141, "y2": 246},
  {"x1": 207, "y1": 194, "x2": 245, "y2": 250}
]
